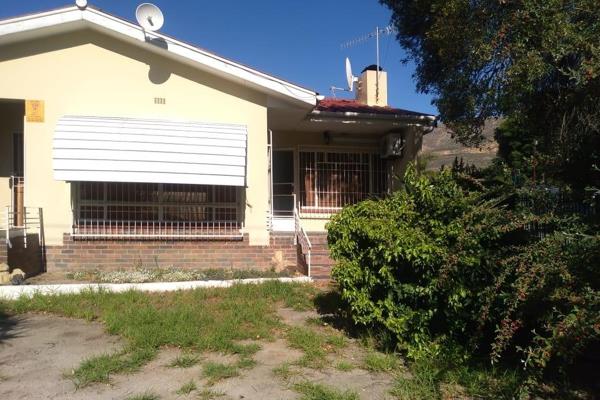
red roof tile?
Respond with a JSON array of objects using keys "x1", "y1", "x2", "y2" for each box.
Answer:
[{"x1": 314, "y1": 98, "x2": 429, "y2": 117}]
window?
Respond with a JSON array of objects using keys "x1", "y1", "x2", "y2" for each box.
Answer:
[
  {"x1": 74, "y1": 182, "x2": 241, "y2": 239},
  {"x1": 299, "y1": 151, "x2": 387, "y2": 212}
]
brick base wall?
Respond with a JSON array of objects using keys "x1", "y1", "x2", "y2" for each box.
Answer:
[
  {"x1": 45, "y1": 233, "x2": 299, "y2": 273},
  {"x1": 0, "y1": 241, "x2": 7, "y2": 265}
]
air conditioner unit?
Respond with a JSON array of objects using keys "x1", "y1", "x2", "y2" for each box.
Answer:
[{"x1": 381, "y1": 133, "x2": 404, "y2": 158}]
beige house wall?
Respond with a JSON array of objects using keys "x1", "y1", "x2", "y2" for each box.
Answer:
[{"x1": 0, "y1": 30, "x2": 270, "y2": 245}]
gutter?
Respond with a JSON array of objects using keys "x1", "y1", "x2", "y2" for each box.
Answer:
[{"x1": 309, "y1": 109, "x2": 438, "y2": 127}]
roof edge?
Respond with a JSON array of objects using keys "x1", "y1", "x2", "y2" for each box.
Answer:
[
  {"x1": 310, "y1": 109, "x2": 437, "y2": 125},
  {"x1": 0, "y1": 4, "x2": 318, "y2": 107}
]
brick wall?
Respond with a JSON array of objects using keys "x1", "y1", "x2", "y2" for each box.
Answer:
[
  {"x1": 45, "y1": 233, "x2": 299, "y2": 272},
  {"x1": 0, "y1": 241, "x2": 7, "y2": 265}
]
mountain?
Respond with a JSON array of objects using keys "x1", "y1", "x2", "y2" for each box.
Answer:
[{"x1": 420, "y1": 119, "x2": 500, "y2": 170}]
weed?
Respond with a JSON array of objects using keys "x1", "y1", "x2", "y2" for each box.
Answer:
[
  {"x1": 229, "y1": 342, "x2": 261, "y2": 358},
  {"x1": 69, "y1": 347, "x2": 156, "y2": 388},
  {"x1": 236, "y1": 357, "x2": 256, "y2": 370},
  {"x1": 125, "y1": 392, "x2": 160, "y2": 400},
  {"x1": 293, "y1": 381, "x2": 359, "y2": 400},
  {"x1": 272, "y1": 362, "x2": 300, "y2": 380},
  {"x1": 64, "y1": 267, "x2": 292, "y2": 284},
  {"x1": 197, "y1": 389, "x2": 225, "y2": 400},
  {"x1": 391, "y1": 355, "x2": 522, "y2": 400},
  {"x1": 286, "y1": 326, "x2": 346, "y2": 369},
  {"x1": 305, "y1": 316, "x2": 325, "y2": 326},
  {"x1": 335, "y1": 361, "x2": 354, "y2": 372},
  {"x1": 175, "y1": 380, "x2": 197, "y2": 395},
  {"x1": 202, "y1": 362, "x2": 239, "y2": 385},
  {"x1": 168, "y1": 354, "x2": 199, "y2": 368},
  {"x1": 363, "y1": 351, "x2": 399, "y2": 372}
]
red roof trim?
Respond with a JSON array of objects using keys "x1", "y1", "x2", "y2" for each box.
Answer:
[{"x1": 314, "y1": 98, "x2": 430, "y2": 117}]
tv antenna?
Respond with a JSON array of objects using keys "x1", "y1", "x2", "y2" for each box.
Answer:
[
  {"x1": 135, "y1": 3, "x2": 164, "y2": 32},
  {"x1": 330, "y1": 57, "x2": 359, "y2": 98},
  {"x1": 341, "y1": 25, "x2": 397, "y2": 102}
]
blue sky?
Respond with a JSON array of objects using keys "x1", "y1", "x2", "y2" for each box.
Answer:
[{"x1": 1, "y1": 1, "x2": 437, "y2": 114}]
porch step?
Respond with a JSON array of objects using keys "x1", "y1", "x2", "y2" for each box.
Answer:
[
  {"x1": 310, "y1": 265, "x2": 334, "y2": 281},
  {"x1": 310, "y1": 250, "x2": 334, "y2": 267},
  {"x1": 306, "y1": 233, "x2": 334, "y2": 281},
  {"x1": 306, "y1": 233, "x2": 329, "y2": 246}
]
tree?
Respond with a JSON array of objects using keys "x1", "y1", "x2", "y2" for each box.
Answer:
[{"x1": 379, "y1": 0, "x2": 600, "y2": 188}]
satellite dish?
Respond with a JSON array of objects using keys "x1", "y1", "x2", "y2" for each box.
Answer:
[
  {"x1": 345, "y1": 57, "x2": 358, "y2": 92},
  {"x1": 136, "y1": 3, "x2": 164, "y2": 32}
]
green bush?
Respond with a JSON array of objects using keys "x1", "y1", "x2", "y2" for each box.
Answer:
[{"x1": 328, "y1": 165, "x2": 600, "y2": 394}]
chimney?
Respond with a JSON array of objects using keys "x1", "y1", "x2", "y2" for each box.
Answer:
[{"x1": 356, "y1": 65, "x2": 388, "y2": 107}]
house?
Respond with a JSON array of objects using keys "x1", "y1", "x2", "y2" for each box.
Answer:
[{"x1": 0, "y1": 3, "x2": 435, "y2": 279}]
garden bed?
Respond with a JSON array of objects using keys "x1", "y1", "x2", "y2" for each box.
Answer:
[{"x1": 22, "y1": 267, "x2": 294, "y2": 286}]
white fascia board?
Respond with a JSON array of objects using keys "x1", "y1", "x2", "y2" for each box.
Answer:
[
  {"x1": 0, "y1": 7, "x2": 82, "y2": 36},
  {"x1": 0, "y1": 6, "x2": 317, "y2": 107}
]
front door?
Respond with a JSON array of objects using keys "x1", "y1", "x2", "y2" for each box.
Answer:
[
  {"x1": 272, "y1": 150, "x2": 295, "y2": 231},
  {"x1": 12, "y1": 131, "x2": 24, "y2": 227}
]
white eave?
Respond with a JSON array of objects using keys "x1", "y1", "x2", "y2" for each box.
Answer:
[{"x1": 0, "y1": 5, "x2": 318, "y2": 107}]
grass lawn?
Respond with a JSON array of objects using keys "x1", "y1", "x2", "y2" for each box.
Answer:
[
  {"x1": 0, "y1": 281, "x2": 530, "y2": 399},
  {"x1": 0, "y1": 281, "x2": 315, "y2": 388}
]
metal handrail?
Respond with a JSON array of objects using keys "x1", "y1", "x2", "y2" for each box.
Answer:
[
  {"x1": 3, "y1": 206, "x2": 11, "y2": 248},
  {"x1": 294, "y1": 198, "x2": 312, "y2": 277},
  {"x1": 3, "y1": 206, "x2": 44, "y2": 249}
]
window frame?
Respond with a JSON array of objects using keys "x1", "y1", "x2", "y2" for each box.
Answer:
[{"x1": 74, "y1": 182, "x2": 241, "y2": 225}]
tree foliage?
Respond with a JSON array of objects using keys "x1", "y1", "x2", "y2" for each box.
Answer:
[{"x1": 379, "y1": 0, "x2": 600, "y2": 186}]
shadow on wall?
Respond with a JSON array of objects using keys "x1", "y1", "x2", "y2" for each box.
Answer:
[
  {"x1": 146, "y1": 37, "x2": 171, "y2": 84},
  {"x1": 0, "y1": 29, "x2": 264, "y2": 106},
  {"x1": 7, "y1": 233, "x2": 45, "y2": 278}
]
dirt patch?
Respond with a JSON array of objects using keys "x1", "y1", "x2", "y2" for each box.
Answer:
[
  {"x1": 0, "y1": 314, "x2": 123, "y2": 400},
  {"x1": 211, "y1": 339, "x2": 304, "y2": 399},
  {"x1": 277, "y1": 307, "x2": 320, "y2": 326},
  {"x1": 1, "y1": 309, "x2": 397, "y2": 399}
]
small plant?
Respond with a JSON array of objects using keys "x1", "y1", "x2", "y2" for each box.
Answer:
[
  {"x1": 292, "y1": 381, "x2": 359, "y2": 400},
  {"x1": 229, "y1": 343, "x2": 261, "y2": 358},
  {"x1": 65, "y1": 271, "x2": 89, "y2": 281},
  {"x1": 363, "y1": 351, "x2": 399, "y2": 372},
  {"x1": 286, "y1": 326, "x2": 347, "y2": 369},
  {"x1": 202, "y1": 362, "x2": 239, "y2": 385},
  {"x1": 69, "y1": 348, "x2": 156, "y2": 388},
  {"x1": 335, "y1": 361, "x2": 354, "y2": 372},
  {"x1": 175, "y1": 380, "x2": 197, "y2": 395},
  {"x1": 272, "y1": 362, "x2": 300, "y2": 380},
  {"x1": 125, "y1": 392, "x2": 160, "y2": 400},
  {"x1": 168, "y1": 354, "x2": 199, "y2": 368},
  {"x1": 197, "y1": 389, "x2": 225, "y2": 400},
  {"x1": 65, "y1": 267, "x2": 292, "y2": 284},
  {"x1": 305, "y1": 316, "x2": 325, "y2": 326}
]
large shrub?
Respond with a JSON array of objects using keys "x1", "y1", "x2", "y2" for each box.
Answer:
[{"x1": 328, "y1": 166, "x2": 600, "y2": 393}]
